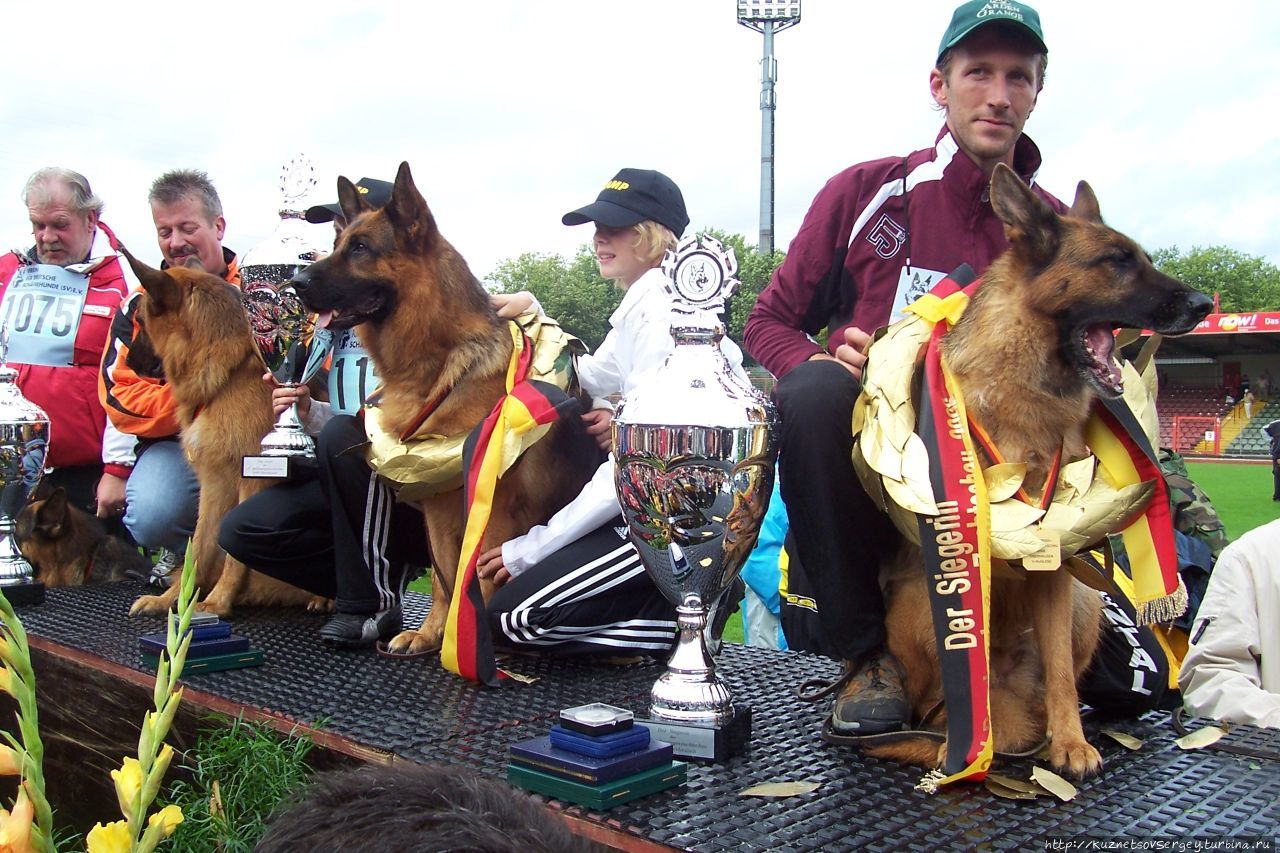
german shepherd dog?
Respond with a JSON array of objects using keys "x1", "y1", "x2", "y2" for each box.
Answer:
[
  {"x1": 120, "y1": 250, "x2": 322, "y2": 617},
  {"x1": 291, "y1": 163, "x2": 599, "y2": 656},
  {"x1": 15, "y1": 487, "x2": 151, "y2": 586},
  {"x1": 864, "y1": 164, "x2": 1212, "y2": 778}
]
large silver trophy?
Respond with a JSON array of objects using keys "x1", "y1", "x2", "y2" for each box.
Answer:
[
  {"x1": 613, "y1": 235, "x2": 777, "y2": 761},
  {"x1": 0, "y1": 331, "x2": 48, "y2": 605},
  {"x1": 240, "y1": 157, "x2": 324, "y2": 479}
]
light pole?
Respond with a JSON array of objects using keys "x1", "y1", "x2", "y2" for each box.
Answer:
[{"x1": 736, "y1": 0, "x2": 801, "y2": 256}]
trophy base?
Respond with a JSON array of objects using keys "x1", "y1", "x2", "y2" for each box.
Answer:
[
  {"x1": 640, "y1": 706, "x2": 751, "y2": 762},
  {"x1": 242, "y1": 454, "x2": 317, "y2": 480},
  {"x1": 0, "y1": 580, "x2": 45, "y2": 606}
]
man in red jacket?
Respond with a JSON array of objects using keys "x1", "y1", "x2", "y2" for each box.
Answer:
[
  {"x1": 743, "y1": 1, "x2": 1060, "y2": 736},
  {"x1": 0, "y1": 168, "x2": 136, "y2": 520}
]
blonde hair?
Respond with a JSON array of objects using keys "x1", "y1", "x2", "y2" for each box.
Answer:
[{"x1": 606, "y1": 220, "x2": 677, "y2": 287}]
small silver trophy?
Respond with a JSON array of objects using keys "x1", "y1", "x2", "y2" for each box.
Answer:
[
  {"x1": 613, "y1": 234, "x2": 777, "y2": 761},
  {"x1": 240, "y1": 156, "x2": 324, "y2": 479},
  {"x1": 0, "y1": 329, "x2": 49, "y2": 605}
]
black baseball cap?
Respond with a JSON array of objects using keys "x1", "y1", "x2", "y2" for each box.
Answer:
[
  {"x1": 562, "y1": 168, "x2": 689, "y2": 237},
  {"x1": 304, "y1": 177, "x2": 393, "y2": 224}
]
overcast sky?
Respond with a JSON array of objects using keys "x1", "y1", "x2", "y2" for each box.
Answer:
[{"x1": 3, "y1": 0, "x2": 1277, "y2": 284}]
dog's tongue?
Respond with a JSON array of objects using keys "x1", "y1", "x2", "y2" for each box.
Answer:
[
  {"x1": 315, "y1": 310, "x2": 334, "y2": 330},
  {"x1": 1085, "y1": 324, "x2": 1123, "y2": 392}
]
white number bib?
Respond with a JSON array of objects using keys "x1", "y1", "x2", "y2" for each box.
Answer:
[
  {"x1": 0, "y1": 264, "x2": 91, "y2": 366},
  {"x1": 889, "y1": 265, "x2": 950, "y2": 323},
  {"x1": 321, "y1": 328, "x2": 379, "y2": 414}
]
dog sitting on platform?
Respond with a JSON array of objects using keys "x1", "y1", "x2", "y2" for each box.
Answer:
[
  {"x1": 854, "y1": 165, "x2": 1213, "y2": 778},
  {"x1": 119, "y1": 249, "x2": 325, "y2": 618},
  {"x1": 291, "y1": 163, "x2": 600, "y2": 656},
  {"x1": 15, "y1": 487, "x2": 150, "y2": 586}
]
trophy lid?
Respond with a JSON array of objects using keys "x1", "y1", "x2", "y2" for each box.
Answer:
[
  {"x1": 615, "y1": 234, "x2": 770, "y2": 431},
  {"x1": 239, "y1": 156, "x2": 326, "y2": 271},
  {"x1": 659, "y1": 234, "x2": 740, "y2": 321}
]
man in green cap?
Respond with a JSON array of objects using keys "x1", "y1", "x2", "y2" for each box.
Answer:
[{"x1": 744, "y1": 1, "x2": 1060, "y2": 735}]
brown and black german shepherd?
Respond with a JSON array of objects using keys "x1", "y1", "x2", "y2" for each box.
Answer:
[
  {"x1": 292, "y1": 163, "x2": 600, "y2": 656},
  {"x1": 865, "y1": 164, "x2": 1212, "y2": 778},
  {"x1": 120, "y1": 250, "x2": 323, "y2": 617},
  {"x1": 15, "y1": 487, "x2": 150, "y2": 586}
]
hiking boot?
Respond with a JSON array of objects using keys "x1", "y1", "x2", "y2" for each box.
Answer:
[
  {"x1": 319, "y1": 607, "x2": 402, "y2": 649},
  {"x1": 830, "y1": 652, "x2": 910, "y2": 735},
  {"x1": 148, "y1": 549, "x2": 181, "y2": 589},
  {"x1": 704, "y1": 576, "x2": 746, "y2": 657}
]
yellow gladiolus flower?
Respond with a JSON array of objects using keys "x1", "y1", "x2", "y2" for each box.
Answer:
[
  {"x1": 0, "y1": 668, "x2": 13, "y2": 699},
  {"x1": 147, "y1": 804, "x2": 184, "y2": 838},
  {"x1": 85, "y1": 820, "x2": 131, "y2": 853},
  {"x1": 0, "y1": 786, "x2": 35, "y2": 853},
  {"x1": 111, "y1": 756, "x2": 143, "y2": 821},
  {"x1": 0, "y1": 744, "x2": 21, "y2": 776}
]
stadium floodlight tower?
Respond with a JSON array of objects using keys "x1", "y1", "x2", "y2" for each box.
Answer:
[{"x1": 736, "y1": 0, "x2": 800, "y2": 256}]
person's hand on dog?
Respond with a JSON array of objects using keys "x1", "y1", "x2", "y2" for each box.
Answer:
[
  {"x1": 582, "y1": 408, "x2": 613, "y2": 451},
  {"x1": 476, "y1": 546, "x2": 512, "y2": 587},
  {"x1": 95, "y1": 472, "x2": 128, "y2": 519},
  {"x1": 809, "y1": 325, "x2": 871, "y2": 380},
  {"x1": 490, "y1": 291, "x2": 535, "y2": 320},
  {"x1": 263, "y1": 372, "x2": 311, "y2": 418}
]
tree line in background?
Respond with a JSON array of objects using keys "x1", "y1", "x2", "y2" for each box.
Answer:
[
  {"x1": 487, "y1": 230, "x2": 784, "y2": 357},
  {"x1": 486, "y1": 237, "x2": 1280, "y2": 356}
]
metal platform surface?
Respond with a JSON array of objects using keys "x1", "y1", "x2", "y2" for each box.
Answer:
[{"x1": 18, "y1": 582, "x2": 1280, "y2": 851}]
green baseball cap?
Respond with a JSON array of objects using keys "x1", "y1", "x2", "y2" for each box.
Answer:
[{"x1": 937, "y1": 0, "x2": 1047, "y2": 61}]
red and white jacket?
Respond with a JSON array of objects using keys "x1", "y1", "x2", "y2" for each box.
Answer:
[{"x1": 0, "y1": 222, "x2": 136, "y2": 471}]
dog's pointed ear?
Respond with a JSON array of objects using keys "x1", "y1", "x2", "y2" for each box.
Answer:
[
  {"x1": 385, "y1": 161, "x2": 437, "y2": 249},
  {"x1": 337, "y1": 176, "x2": 373, "y2": 223},
  {"x1": 34, "y1": 486, "x2": 68, "y2": 535},
  {"x1": 1068, "y1": 180, "x2": 1103, "y2": 224},
  {"x1": 989, "y1": 163, "x2": 1060, "y2": 265},
  {"x1": 121, "y1": 245, "x2": 183, "y2": 314}
]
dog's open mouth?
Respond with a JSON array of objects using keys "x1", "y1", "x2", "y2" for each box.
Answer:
[
  {"x1": 312, "y1": 291, "x2": 388, "y2": 331},
  {"x1": 1078, "y1": 323, "x2": 1124, "y2": 397}
]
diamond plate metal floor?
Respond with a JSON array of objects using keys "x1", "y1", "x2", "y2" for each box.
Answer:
[{"x1": 17, "y1": 582, "x2": 1280, "y2": 851}]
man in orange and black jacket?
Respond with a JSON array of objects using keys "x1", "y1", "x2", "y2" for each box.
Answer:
[{"x1": 99, "y1": 169, "x2": 240, "y2": 574}]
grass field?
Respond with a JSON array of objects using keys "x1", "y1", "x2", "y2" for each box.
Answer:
[{"x1": 1185, "y1": 460, "x2": 1279, "y2": 541}]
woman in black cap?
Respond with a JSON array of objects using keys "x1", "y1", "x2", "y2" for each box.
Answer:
[{"x1": 475, "y1": 168, "x2": 746, "y2": 656}]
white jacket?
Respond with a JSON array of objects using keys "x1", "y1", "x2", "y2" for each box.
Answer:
[
  {"x1": 1179, "y1": 519, "x2": 1280, "y2": 728},
  {"x1": 502, "y1": 267, "x2": 745, "y2": 575}
]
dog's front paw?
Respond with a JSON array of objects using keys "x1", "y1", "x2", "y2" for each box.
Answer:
[
  {"x1": 306, "y1": 596, "x2": 333, "y2": 613},
  {"x1": 1050, "y1": 738, "x2": 1103, "y2": 779},
  {"x1": 386, "y1": 629, "x2": 440, "y2": 657},
  {"x1": 129, "y1": 594, "x2": 171, "y2": 617},
  {"x1": 195, "y1": 598, "x2": 233, "y2": 619}
]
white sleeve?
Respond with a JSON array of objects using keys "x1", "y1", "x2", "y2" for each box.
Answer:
[
  {"x1": 500, "y1": 459, "x2": 620, "y2": 577},
  {"x1": 1179, "y1": 550, "x2": 1280, "y2": 728},
  {"x1": 575, "y1": 329, "x2": 623, "y2": 405},
  {"x1": 101, "y1": 419, "x2": 136, "y2": 466},
  {"x1": 300, "y1": 398, "x2": 335, "y2": 435}
]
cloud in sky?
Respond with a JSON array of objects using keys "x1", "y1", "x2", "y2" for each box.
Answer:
[{"x1": 2, "y1": 0, "x2": 1277, "y2": 286}]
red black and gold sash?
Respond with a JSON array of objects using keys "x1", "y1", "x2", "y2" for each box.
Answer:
[
  {"x1": 441, "y1": 322, "x2": 580, "y2": 686},
  {"x1": 913, "y1": 281, "x2": 994, "y2": 791}
]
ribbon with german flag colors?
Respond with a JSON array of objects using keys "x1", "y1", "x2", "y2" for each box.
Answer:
[
  {"x1": 912, "y1": 293, "x2": 994, "y2": 793},
  {"x1": 440, "y1": 322, "x2": 581, "y2": 686},
  {"x1": 1086, "y1": 398, "x2": 1183, "y2": 625}
]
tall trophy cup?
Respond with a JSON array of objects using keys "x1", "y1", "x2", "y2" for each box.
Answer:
[
  {"x1": 0, "y1": 330, "x2": 48, "y2": 605},
  {"x1": 612, "y1": 235, "x2": 777, "y2": 761},
  {"x1": 240, "y1": 157, "x2": 324, "y2": 479}
]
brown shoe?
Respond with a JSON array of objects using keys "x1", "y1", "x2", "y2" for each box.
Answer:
[{"x1": 830, "y1": 652, "x2": 909, "y2": 735}]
